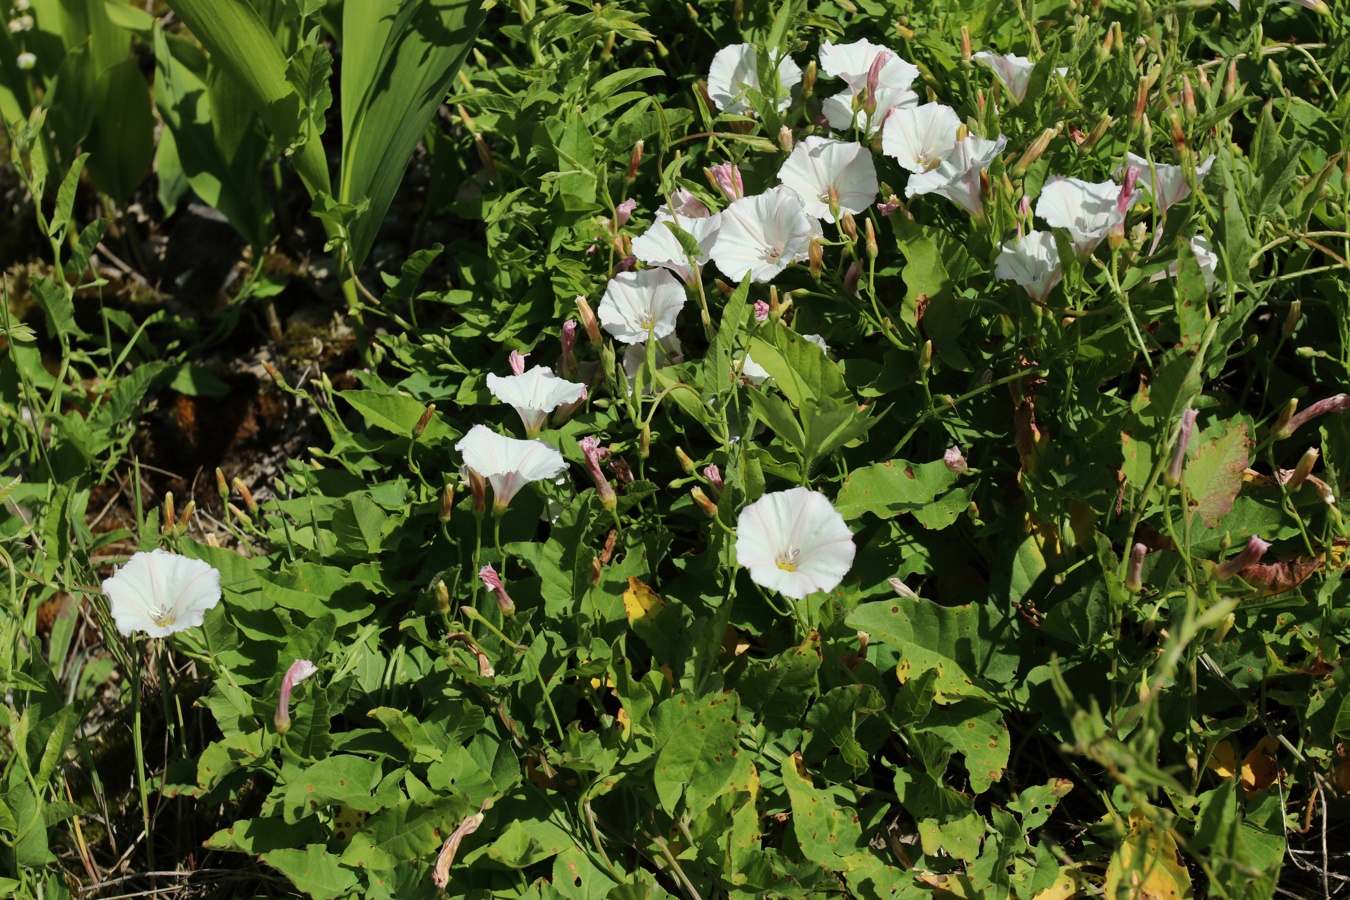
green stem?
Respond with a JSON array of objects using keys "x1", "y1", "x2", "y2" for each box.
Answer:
[{"x1": 131, "y1": 645, "x2": 154, "y2": 870}]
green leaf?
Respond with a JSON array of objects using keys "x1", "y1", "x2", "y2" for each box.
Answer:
[
  {"x1": 847, "y1": 598, "x2": 1017, "y2": 702},
  {"x1": 915, "y1": 700, "x2": 1010, "y2": 794},
  {"x1": 30, "y1": 277, "x2": 81, "y2": 341},
  {"x1": 49, "y1": 152, "x2": 88, "y2": 239},
  {"x1": 780, "y1": 755, "x2": 862, "y2": 868},
  {"x1": 339, "y1": 0, "x2": 486, "y2": 266},
  {"x1": 286, "y1": 42, "x2": 334, "y2": 138},
  {"x1": 1186, "y1": 421, "x2": 1250, "y2": 528},
  {"x1": 206, "y1": 816, "x2": 321, "y2": 853},
  {"x1": 652, "y1": 692, "x2": 741, "y2": 814},
  {"x1": 84, "y1": 58, "x2": 155, "y2": 205},
  {"x1": 738, "y1": 631, "x2": 821, "y2": 730},
  {"x1": 804, "y1": 684, "x2": 885, "y2": 772},
  {"x1": 340, "y1": 797, "x2": 471, "y2": 871},
  {"x1": 263, "y1": 843, "x2": 360, "y2": 900},
  {"x1": 746, "y1": 324, "x2": 849, "y2": 407},
  {"x1": 282, "y1": 755, "x2": 385, "y2": 822},
  {"x1": 338, "y1": 389, "x2": 435, "y2": 436},
  {"x1": 835, "y1": 459, "x2": 962, "y2": 521}
]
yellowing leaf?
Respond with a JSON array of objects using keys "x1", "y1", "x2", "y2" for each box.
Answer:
[
  {"x1": 1104, "y1": 810, "x2": 1193, "y2": 900},
  {"x1": 1207, "y1": 740, "x2": 1238, "y2": 779},
  {"x1": 1241, "y1": 735, "x2": 1281, "y2": 797},
  {"x1": 1186, "y1": 422, "x2": 1251, "y2": 528},
  {"x1": 1033, "y1": 868, "x2": 1085, "y2": 900},
  {"x1": 623, "y1": 577, "x2": 666, "y2": 624}
]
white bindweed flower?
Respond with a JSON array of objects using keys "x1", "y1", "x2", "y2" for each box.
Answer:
[
  {"x1": 1151, "y1": 235, "x2": 1219, "y2": 292},
  {"x1": 102, "y1": 549, "x2": 222, "y2": 638},
  {"x1": 456, "y1": 424, "x2": 568, "y2": 514},
  {"x1": 777, "y1": 136, "x2": 878, "y2": 222},
  {"x1": 735, "y1": 487, "x2": 856, "y2": 599},
  {"x1": 711, "y1": 186, "x2": 822, "y2": 283},
  {"x1": 1035, "y1": 175, "x2": 1135, "y2": 257},
  {"x1": 819, "y1": 39, "x2": 920, "y2": 137},
  {"x1": 597, "y1": 269, "x2": 687, "y2": 344},
  {"x1": 630, "y1": 213, "x2": 722, "y2": 283},
  {"x1": 708, "y1": 43, "x2": 802, "y2": 116},
  {"x1": 905, "y1": 132, "x2": 1007, "y2": 219},
  {"x1": 486, "y1": 366, "x2": 586, "y2": 436},
  {"x1": 882, "y1": 102, "x2": 962, "y2": 174},
  {"x1": 1121, "y1": 152, "x2": 1215, "y2": 213},
  {"x1": 972, "y1": 52, "x2": 1068, "y2": 103},
  {"x1": 995, "y1": 231, "x2": 1063, "y2": 303}
]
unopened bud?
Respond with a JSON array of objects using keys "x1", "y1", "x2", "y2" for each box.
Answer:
[
  {"x1": 778, "y1": 125, "x2": 794, "y2": 152},
  {"x1": 1012, "y1": 123, "x2": 1058, "y2": 177},
  {"x1": 865, "y1": 218, "x2": 878, "y2": 258},
  {"x1": 802, "y1": 61, "x2": 816, "y2": 97},
  {"x1": 1131, "y1": 75, "x2": 1149, "y2": 126},
  {"x1": 685, "y1": 2, "x2": 697, "y2": 19},
  {"x1": 440, "y1": 483, "x2": 455, "y2": 523},
  {"x1": 840, "y1": 211, "x2": 857, "y2": 242},
  {"x1": 809, "y1": 238, "x2": 824, "y2": 280},
  {"x1": 474, "y1": 133, "x2": 497, "y2": 180},
  {"x1": 676, "y1": 446, "x2": 696, "y2": 475},
  {"x1": 1080, "y1": 113, "x2": 1112, "y2": 151},
  {"x1": 162, "y1": 492, "x2": 175, "y2": 535},
  {"x1": 1181, "y1": 75, "x2": 1197, "y2": 118},
  {"x1": 1168, "y1": 112, "x2": 1186, "y2": 152},
  {"x1": 894, "y1": 20, "x2": 913, "y2": 39},
  {"x1": 478, "y1": 564, "x2": 515, "y2": 615},
  {"x1": 275, "y1": 659, "x2": 317, "y2": 734},
  {"x1": 1279, "y1": 394, "x2": 1350, "y2": 440},
  {"x1": 919, "y1": 339, "x2": 932, "y2": 371},
  {"x1": 413, "y1": 404, "x2": 435, "y2": 439},
  {"x1": 1099, "y1": 23, "x2": 1115, "y2": 60},
  {"x1": 956, "y1": 123, "x2": 969, "y2": 142},
  {"x1": 215, "y1": 467, "x2": 229, "y2": 504},
  {"x1": 175, "y1": 500, "x2": 195, "y2": 536},
  {"x1": 691, "y1": 486, "x2": 718, "y2": 517},
  {"x1": 232, "y1": 477, "x2": 258, "y2": 515},
  {"x1": 1165, "y1": 409, "x2": 1197, "y2": 488},
  {"x1": 228, "y1": 502, "x2": 252, "y2": 527},
  {"x1": 435, "y1": 580, "x2": 451, "y2": 613},
  {"x1": 943, "y1": 446, "x2": 967, "y2": 473},
  {"x1": 960, "y1": 25, "x2": 972, "y2": 61},
  {"x1": 1195, "y1": 66, "x2": 1210, "y2": 95},
  {"x1": 575, "y1": 296, "x2": 602, "y2": 347},
  {"x1": 1214, "y1": 535, "x2": 1271, "y2": 580},
  {"x1": 639, "y1": 424, "x2": 651, "y2": 459},
  {"x1": 1283, "y1": 300, "x2": 1301, "y2": 338},
  {"x1": 466, "y1": 467, "x2": 487, "y2": 518},
  {"x1": 1224, "y1": 61, "x2": 1237, "y2": 101},
  {"x1": 1287, "y1": 448, "x2": 1319, "y2": 491},
  {"x1": 1125, "y1": 543, "x2": 1146, "y2": 593}
]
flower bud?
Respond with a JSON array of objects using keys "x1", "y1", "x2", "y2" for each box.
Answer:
[
  {"x1": 888, "y1": 578, "x2": 917, "y2": 598},
  {"x1": 1168, "y1": 111, "x2": 1186, "y2": 152},
  {"x1": 639, "y1": 423, "x2": 651, "y2": 459},
  {"x1": 691, "y1": 487, "x2": 718, "y2": 517},
  {"x1": 708, "y1": 163, "x2": 744, "y2": 200},
  {"x1": 676, "y1": 446, "x2": 696, "y2": 475},
  {"x1": 1213, "y1": 535, "x2": 1270, "y2": 580},
  {"x1": 753, "y1": 299, "x2": 771, "y2": 322},
  {"x1": 440, "y1": 482, "x2": 455, "y2": 523},
  {"x1": 228, "y1": 503, "x2": 252, "y2": 527},
  {"x1": 1012, "y1": 123, "x2": 1059, "y2": 177},
  {"x1": 16, "y1": 51, "x2": 35, "y2": 70},
  {"x1": 1125, "y1": 543, "x2": 1147, "y2": 593},
  {"x1": 894, "y1": 20, "x2": 913, "y2": 38},
  {"x1": 1286, "y1": 447, "x2": 1319, "y2": 491},
  {"x1": 802, "y1": 60, "x2": 816, "y2": 97},
  {"x1": 435, "y1": 580, "x2": 451, "y2": 613},
  {"x1": 413, "y1": 403, "x2": 436, "y2": 439},
  {"x1": 943, "y1": 446, "x2": 967, "y2": 473},
  {"x1": 580, "y1": 436, "x2": 617, "y2": 510},
  {"x1": 960, "y1": 25, "x2": 972, "y2": 61},
  {"x1": 778, "y1": 125, "x2": 794, "y2": 152},
  {"x1": 1283, "y1": 300, "x2": 1301, "y2": 338},
  {"x1": 1131, "y1": 75, "x2": 1149, "y2": 126},
  {"x1": 432, "y1": 811, "x2": 486, "y2": 889},
  {"x1": 466, "y1": 467, "x2": 487, "y2": 518},
  {"x1": 840, "y1": 211, "x2": 858, "y2": 242},
  {"x1": 1099, "y1": 23, "x2": 1115, "y2": 60},
  {"x1": 478, "y1": 564, "x2": 515, "y2": 615},
  {"x1": 865, "y1": 218, "x2": 878, "y2": 258},
  {"x1": 575, "y1": 296, "x2": 602, "y2": 347},
  {"x1": 1181, "y1": 75, "x2": 1197, "y2": 119},
  {"x1": 844, "y1": 261, "x2": 860, "y2": 297},
  {"x1": 1080, "y1": 113, "x2": 1112, "y2": 151},
  {"x1": 809, "y1": 238, "x2": 824, "y2": 281},
  {"x1": 1279, "y1": 394, "x2": 1350, "y2": 440},
  {"x1": 625, "y1": 139, "x2": 643, "y2": 183},
  {"x1": 1165, "y1": 409, "x2": 1197, "y2": 488},
  {"x1": 956, "y1": 123, "x2": 969, "y2": 142},
  {"x1": 162, "y1": 492, "x2": 175, "y2": 536},
  {"x1": 703, "y1": 464, "x2": 724, "y2": 492},
  {"x1": 615, "y1": 198, "x2": 636, "y2": 230},
  {"x1": 919, "y1": 339, "x2": 932, "y2": 371},
  {"x1": 231, "y1": 478, "x2": 258, "y2": 515},
  {"x1": 474, "y1": 133, "x2": 497, "y2": 180},
  {"x1": 275, "y1": 659, "x2": 318, "y2": 734},
  {"x1": 1223, "y1": 61, "x2": 1237, "y2": 101},
  {"x1": 685, "y1": 2, "x2": 697, "y2": 19},
  {"x1": 175, "y1": 501, "x2": 195, "y2": 536}
]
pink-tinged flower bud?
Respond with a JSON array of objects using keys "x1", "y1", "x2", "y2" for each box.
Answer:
[
  {"x1": 615, "y1": 199, "x2": 636, "y2": 229},
  {"x1": 888, "y1": 577, "x2": 917, "y2": 598},
  {"x1": 440, "y1": 482, "x2": 455, "y2": 523},
  {"x1": 943, "y1": 447, "x2": 968, "y2": 473},
  {"x1": 809, "y1": 238, "x2": 824, "y2": 281},
  {"x1": 1168, "y1": 112, "x2": 1186, "y2": 152},
  {"x1": 1099, "y1": 24, "x2": 1115, "y2": 59},
  {"x1": 580, "y1": 436, "x2": 616, "y2": 510},
  {"x1": 878, "y1": 199, "x2": 900, "y2": 216},
  {"x1": 1165, "y1": 409, "x2": 1197, "y2": 487},
  {"x1": 1131, "y1": 75, "x2": 1149, "y2": 126},
  {"x1": 446, "y1": 632, "x2": 493, "y2": 676},
  {"x1": 1125, "y1": 543, "x2": 1147, "y2": 593},
  {"x1": 1286, "y1": 447, "x2": 1319, "y2": 491},
  {"x1": 508, "y1": 350, "x2": 528, "y2": 376},
  {"x1": 1214, "y1": 536, "x2": 1271, "y2": 581},
  {"x1": 432, "y1": 810, "x2": 486, "y2": 889},
  {"x1": 560, "y1": 320, "x2": 578, "y2": 378},
  {"x1": 675, "y1": 446, "x2": 696, "y2": 475},
  {"x1": 413, "y1": 404, "x2": 436, "y2": 439},
  {"x1": 478, "y1": 564, "x2": 515, "y2": 615},
  {"x1": 1118, "y1": 166, "x2": 1140, "y2": 217},
  {"x1": 863, "y1": 50, "x2": 892, "y2": 116},
  {"x1": 703, "y1": 464, "x2": 723, "y2": 492},
  {"x1": 575, "y1": 296, "x2": 602, "y2": 347},
  {"x1": 466, "y1": 467, "x2": 487, "y2": 518},
  {"x1": 1278, "y1": 393, "x2": 1349, "y2": 440},
  {"x1": 275, "y1": 659, "x2": 318, "y2": 734},
  {"x1": 844, "y1": 261, "x2": 860, "y2": 297},
  {"x1": 709, "y1": 163, "x2": 744, "y2": 200},
  {"x1": 610, "y1": 255, "x2": 637, "y2": 277},
  {"x1": 1181, "y1": 75, "x2": 1197, "y2": 119},
  {"x1": 1223, "y1": 61, "x2": 1237, "y2": 101},
  {"x1": 1306, "y1": 474, "x2": 1337, "y2": 505},
  {"x1": 691, "y1": 486, "x2": 717, "y2": 517},
  {"x1": 625, "y1": 140, "x2": 644, "y2": 183},
  {"x1": 753, "y1": 300, "x2": 770, "y2": 322}
]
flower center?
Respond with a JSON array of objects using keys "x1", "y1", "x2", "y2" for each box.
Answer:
[
  {"x1": 775, "y1": 548, "x2": 801, "y2": 572},
  {"x1": 915, "y1": 150, "x2": 943, "y2": 172},
  {"x1": 637, "y1": 312, "x2": 656, "y2": 330},
  {"x1": 763, "y1": 243, "x2": 784, "y2": 264},
  {"x1": 152, "y1": 604, "x2": 175, "y2": 628}
]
